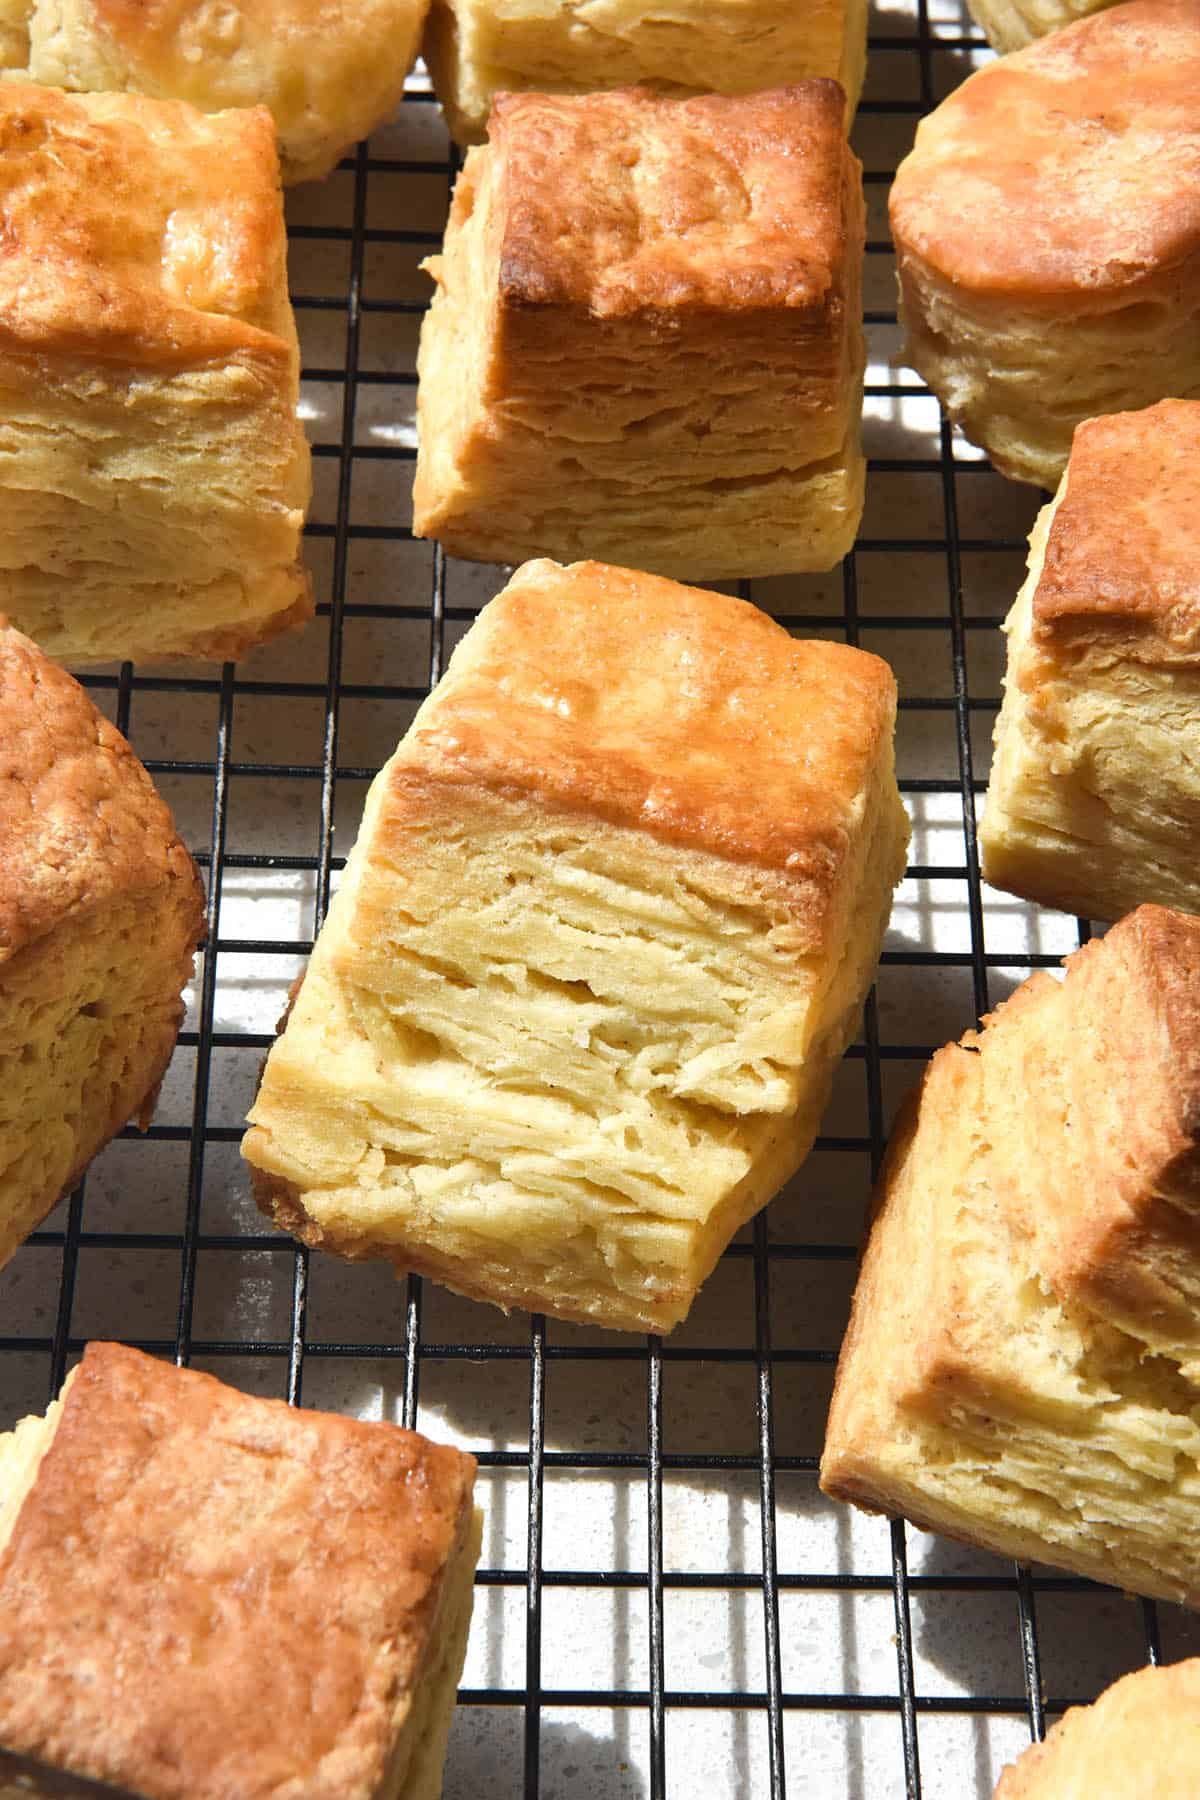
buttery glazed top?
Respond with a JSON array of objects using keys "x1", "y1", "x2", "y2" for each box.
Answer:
[
  {"x1": 397, "y1": 559, "x2": 897, "y2": 885},
  {"x1": 0, "y1": 81, "x2": 289, "y2": 364},
  {"x1": 1034, "y1": 401, "x2": 1200, "y2": 658},
  {"x1": 889, "y1": 0, "x2": 1200, "y2": 298},
  {"x1": 0, "y1": 626, "x2": 202, "y2": 968},
  {"x1": 0, "y1": 1343, "x2": 476, "y2": 1800},
  {"x1": 996, "y1": 1660, "x2": 1200, "y2": 1798},
  {"x1": 491, "y1": 83, "x2": 854, "y2": 317}
]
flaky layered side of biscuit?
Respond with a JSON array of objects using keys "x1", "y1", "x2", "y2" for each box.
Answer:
[
  {"x1": 889, "y1": 0, "x2": 1200, "y2": 488},
  {"x1": 822, "y1": 907, "x2": 1200, "y2": 1609},
  {"x1": 981, "y1": 401, "x2": 1200, "y2": 921},
  {"x1": 0, "y1": 82, "x2": 312, "y2": 663},
  {"x1": 966, "y1": 0, "x2": 1124, "y2": 53},
  {"x1": 0, "y1": 1344, "x2": 480, "y2": 1800},
  {"x1": 423, "y1": 0, "x2": 867, "y2": 146},
  {"x1": 0, "y1": 0, "x2": 428, "y2": 183},
  {"x1": 995, "y1": 1659, "x2": 1200, "y2": 1798},
  {"x1": 243, "y1": 560, "x2": 909, "y2": 1335},
  {"x1": 0, "y1": 626, "x2": 206, "y2": 1270},
  {"x1": 414, "y1": 85, "x2": 865, "y2": 582}
]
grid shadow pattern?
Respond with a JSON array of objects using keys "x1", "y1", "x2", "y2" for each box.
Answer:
[{"x1": 2, "y1": 8, "x2": 1197, "y2": 1799}]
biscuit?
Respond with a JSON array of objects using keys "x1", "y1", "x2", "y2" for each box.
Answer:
[
  {"x1": 0, "y1": 0, "x2": 428, "y2": 183},
  {"x1": 414, "y1": 84, "x2": 865, "y2": 581},
  {"x1": 424, "y1": 0, "x2": 867, "y2": 146},
  {"x1": 0, "y1": 625, "x2": 205, "y2": 1271},
  {"x1": 243, "y1": 559, "x2": 909, "y2": 1335},
  {"x1": 821, "y1": 906, "x2": 1200, "y2": 1609},
  {"x1": 889, "y1": 0, "x2": 1200, "y2": 487},
  {"x1": 981, "y1": 400, "x2": 1200, "y2": 921},
  {"x1": 0, "y1": 1343, "x2": 480, "y2": 1799},
  {"x1": 995, "y1": 1659, "x2": 1200, "y2": 1797},
  {"x1": 965, "y1": 0, "x2": 1123, "y2": 52},
  {"x1": 0, "y1": 81, "x2": 312, "y2": 663}
]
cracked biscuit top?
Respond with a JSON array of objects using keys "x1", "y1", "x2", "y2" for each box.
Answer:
[
  {"x1": 488, "y1": 82, "x2": 855, "y2": 319},
  {"x1": 889, "y1": 0, "x2": 1200, "y2": 299},
  {"x1": 0, "y1": 1342, "x2": 476, "y2": 1800},
  {"x1": 0, "y1": 80, "x2": 290, "y2": 365}
]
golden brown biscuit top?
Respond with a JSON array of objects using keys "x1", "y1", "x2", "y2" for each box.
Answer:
[
  {"x1": 889, "y1": 0, "x2": 1200, "y2": 298},
  {"x1": 0, "y1": 625, "x2": 202, "y2": 968},
  {"x1": 491, "y1": 84, "x2": 854, "y2": 317},
  {"x1": 0, "y1": 81, "x2": 290, "y2": 365},
  {"x1": 399, "y1": 560, "x2": 897, "y2": 900},
  {"x1": 1033, "y1": 401, "x2": 1200, "y2": 659},
  {"x1": 0, "y1": 1343, "x2": 476, "y2": 1800}
]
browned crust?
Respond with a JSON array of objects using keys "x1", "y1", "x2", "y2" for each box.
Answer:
[
  {"x1": 0, "y1": 82, "x2": 293, "y2": 367},
  {"x1": 0, "y1": 1343, "x2": 477, "y2": 1800},
  {"x1": 489, "y1": 82, "x2": 852, "y2": 319},
  {"x1": 391, "y1": 560, "x2": 897, "y2": 904},
  {"x1": 0, "y1": 624, "x2": 205, "y2": 967},
  {"x1": 889, "y1": 0, "x2": 1200, "y2": 302},
  {"x1": 1032, "y1": 401, "x2": 1200, "y2": 659}
]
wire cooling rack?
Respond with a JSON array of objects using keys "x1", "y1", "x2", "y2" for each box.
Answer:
[{"x1": 4, "y1": 5, "x2": 1199, "y2": 1797}]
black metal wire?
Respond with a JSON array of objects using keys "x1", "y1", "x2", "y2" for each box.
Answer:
[{"x1": 6, "y1": 9, "x2": 1175, "y2": 1796}]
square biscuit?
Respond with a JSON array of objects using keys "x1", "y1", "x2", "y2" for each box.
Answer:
[
  {"x1": 0, "y1": 624, "x2": 205, "y2": 1271},
  {"x1": 981, "y1": 399, "x2": 1200, "y2": 922},
  {"x1": 0, "y1": 0, "x2": 430, "y2": 185},
  {"x1": 413, "y1": 85, "x2": 865, "y2": 581},
  {"x1": 243, "y1": 559, "x2": 909, "y2": 1335},
  {"x1": 0, "y1": 1343, "x2": 480, "y2": 1800},
  {"x1": 821, "y1": 907, "x2": 1200, "y2": 1610},
  {"x1": 423, "y1": 0, "x2": 867, "y2": 147},
  {"x1": 0, "y1": 81, "x2": 312, "y2": 663}
]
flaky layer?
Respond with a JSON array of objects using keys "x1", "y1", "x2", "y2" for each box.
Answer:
[
  {"x1": 822, "y1": 914, "x2": 1200, "y2": 1609},
  {"x1": 413, "y1": 88, "x2": 865, "y2": 579},
  {"x1": 1, "y1": 0, "x2": 429, "y2": 184},
  {"x1": 981, "y1": 482, "x2": 1200, "y2": 918},
  {"x1": 423, "y1": 0, "x2": 867, "y2": 146},
  {"x1": 966, "y1": 0, "x2": 1123, "y2": 52},
  {"x1": 247, "y1": 771, "x2": 907, "y2": 1333},
  {"x1": 0, "y1": 352, "x2": 312, "y2": 662},
  {"x1": 896, "y1": 256, "x2": 1200, "y2": 489}
]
